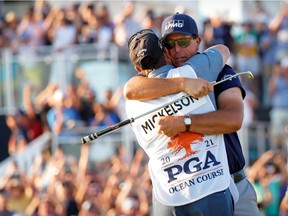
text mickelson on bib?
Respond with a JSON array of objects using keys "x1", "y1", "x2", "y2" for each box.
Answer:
[{"x1": 125, "y1": 67, "x2": 231, "y2": 206}]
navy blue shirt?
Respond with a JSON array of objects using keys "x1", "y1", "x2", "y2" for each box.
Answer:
[{"x1": 214, "y1": 64, "x2": 246, "y2": 174}]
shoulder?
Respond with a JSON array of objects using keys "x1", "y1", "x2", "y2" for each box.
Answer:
[
  {"x1": 217, "y1": 65, "x2": 237, "y2": 80},
  {"x1": 214, "y1": 65, "x2": 246, "y2": 99},
  {"x1": 149, "y1": 65, "x2": 174, "y2": 78},
  {"x1": 203, "y1": 47, "x2": 223, "y2": 57},
  {"x1": 185, "y1": 49, "x2": 223, "y2": 67},
  {"x1": 167, "y1": 65, "x2": 196, "y2": 78}
]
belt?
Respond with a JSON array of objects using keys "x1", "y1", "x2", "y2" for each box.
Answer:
[{"x1": 232, "y1": 169, "x2": 246, "y2": 184}]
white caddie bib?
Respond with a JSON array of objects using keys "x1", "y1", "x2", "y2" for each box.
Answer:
[{"x1": 125, "y1": 66, "x2": 231, "y2": 206}]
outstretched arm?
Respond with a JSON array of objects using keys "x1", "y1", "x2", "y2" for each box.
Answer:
[{"x1": 123, "y1": 75, "x2": 213, "y2": 100}]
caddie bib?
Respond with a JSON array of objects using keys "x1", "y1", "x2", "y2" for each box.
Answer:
[{"x1": 125, "y1": 65, "x2": 230, "y2": 206}]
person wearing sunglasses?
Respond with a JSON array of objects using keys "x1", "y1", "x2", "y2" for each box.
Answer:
[
  {"x1": 124, "y1": 13, "x2": 260, "y2": 216},
  {"x1": 126, "y1": 28, "x2": 239, "y2": 215}
]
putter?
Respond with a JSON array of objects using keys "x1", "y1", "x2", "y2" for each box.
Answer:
[{"x1": 81, "y1": 71, "x2": 254, "y2": 144}]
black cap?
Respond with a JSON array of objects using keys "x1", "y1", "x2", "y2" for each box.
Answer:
[{"x1": 128, "y1": 29, "x2": 164, "y2": 70}]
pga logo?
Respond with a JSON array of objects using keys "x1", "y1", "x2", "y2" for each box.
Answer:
[
  {"x1": 165, "y1": 20, "x2": 184, "y2": 31},
  {"x1": 164, "y1": 150, "x2": 221, "y2": 183}
]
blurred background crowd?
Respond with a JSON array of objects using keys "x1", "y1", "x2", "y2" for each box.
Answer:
[{"x1": 0, "y1": 0, "x2": 288, "y2": 215}]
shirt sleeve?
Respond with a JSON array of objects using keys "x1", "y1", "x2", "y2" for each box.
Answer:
[
  {"x1": 183, "y1": 48, "x2": 224, "y2": 82},
  {"x1": 214, "y1": 64, "x2": 246, "y2": 101}
]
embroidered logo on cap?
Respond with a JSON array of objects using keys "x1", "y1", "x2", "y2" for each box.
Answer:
[
  {"x1": 137, "y1": 48, "x2": 147, "y2": 57},
  {"x1": 165, "y1": 20, "x2": 184, "y2": 31}
]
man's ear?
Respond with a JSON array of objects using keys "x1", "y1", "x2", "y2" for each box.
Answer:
[
  {"x1": 134, "y1": 66, "x2": 142, "y2": 73},
  {"x1": 196, "y1": 37, "x2": 202, "y2": 50},
  {"x1": 164, "y1": 48, "x2": 171, "y2": 58},
  {"x1": 164, "y1": 48, "x2": 172, "y2": 65}
]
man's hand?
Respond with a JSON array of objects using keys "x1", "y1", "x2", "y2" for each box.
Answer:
[
  {"x1": 156, "y1": 116, "x2": 185, "y2": 137},
  {"x1": 183, "y1": 78, "x2": 214, "y2": 98}
]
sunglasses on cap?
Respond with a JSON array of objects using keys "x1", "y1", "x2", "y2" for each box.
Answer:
[
  {"x1": 128, "y1": 29, "x2": 155, "y2": 46},
  {"x1": 164, "y1": 37, "x2": 192, "y2": 49}
]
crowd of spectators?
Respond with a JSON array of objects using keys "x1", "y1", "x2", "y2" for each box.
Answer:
[
  {"x1": 0, "y1": 0, "x2": 288, "y2": 216},
  {"x1": 247, "y1": 150, "x2": 288, "y2": 216},
  {"x1": 0, "y1": 144, "x2": 152, "y2": 215},
  {"x1": 5, "y1": 80, "x2": 124, "y2": 156}
]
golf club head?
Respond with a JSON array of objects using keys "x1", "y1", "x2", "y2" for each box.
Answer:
[
  {"x1": 213, "y1": 71, "x2": 254, "y2": 86},
  {"x1": 244, "y1": 71, "x2": 254, "y2": 79},
  {"x1": 237, "y1": 71, "x2": 254, "y2": 79}
]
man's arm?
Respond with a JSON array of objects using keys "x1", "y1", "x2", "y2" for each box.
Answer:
[
  {"x1": 205, "y1": 44, "x2": 230, "y2": 67},
  {"x1": 123, "y1": 75, "x2": 213, "y2": 100},
  {"x1": 155, "y1": 87, "x2": 244, "y2": 137}
]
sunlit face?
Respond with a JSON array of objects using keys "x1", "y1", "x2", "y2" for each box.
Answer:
[{"x1": 164, "y1": 33, "x2": 201, "y2": 67}]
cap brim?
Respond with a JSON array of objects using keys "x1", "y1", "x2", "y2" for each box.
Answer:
[{"x1": 162, "y1": 31, "x2": 192, "y2": 40}]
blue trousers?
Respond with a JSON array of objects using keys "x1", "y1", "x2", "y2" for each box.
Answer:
[{"x1": 152, "y1": 188, "x2": 234, "y2": 216}]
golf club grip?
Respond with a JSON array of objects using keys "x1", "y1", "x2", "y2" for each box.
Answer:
[{"x1": 81, "y1": 118, "x2": 133, "y2": 144}]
